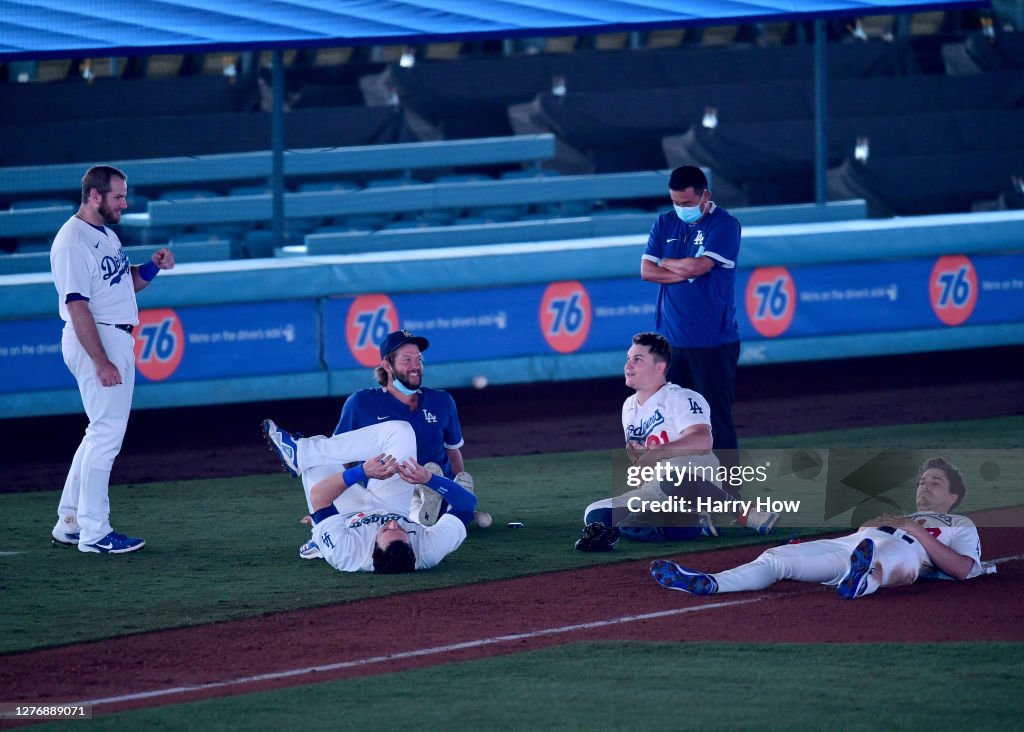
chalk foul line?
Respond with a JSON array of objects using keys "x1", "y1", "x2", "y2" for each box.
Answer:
[
  {"x1": 71, "y1": 551, "x2": 1024, "y2": 710},
  {"x1": 73, "y1": 595, "x2": 770, "y2": 708}
]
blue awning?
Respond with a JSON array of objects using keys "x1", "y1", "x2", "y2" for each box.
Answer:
[{"x1": 0, "y1": 0, "x2": 987, "y2": 61}]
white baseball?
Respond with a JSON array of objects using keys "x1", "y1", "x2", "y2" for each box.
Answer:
[
  {"x1": 475, "y1": 511, "x2": 493, "y2": 528},
  {"x1": 472, "y1": 374, "x2": 488, "y2": 389}
]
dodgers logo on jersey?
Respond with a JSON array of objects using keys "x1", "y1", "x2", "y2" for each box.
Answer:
[
  {"x1": 101, "y1": 249, "x2": 131, "y2": 286},
  {"x1": 688, "y1": 398, "x2": 704, "y2": 415},
  {"x1": 627, "y1": 409, "x2": 665, "y2": 442},
  {"x1": 422, "y1": 409, "x2": 437, "y2": 423},
  {"x1": 347, "y1": 512, "x2": 416, "y2": 532}
]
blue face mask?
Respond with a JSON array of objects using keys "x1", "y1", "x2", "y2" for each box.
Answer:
[
  {"x1": 673, "y1": 193, "x2": 707, "y2": 224},
  {"x1": 391, "y1": 377, "x2": 420, "y2": 396}
]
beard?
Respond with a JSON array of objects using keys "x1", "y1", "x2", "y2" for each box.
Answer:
[
  {"x1": 392, "y1": 367, "x2": 422, "y2": 392},
  {"x1": 98, "y1": 200, "x2": 121, "y2": 225}
]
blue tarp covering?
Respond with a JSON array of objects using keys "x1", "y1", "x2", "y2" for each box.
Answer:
[{"x1": 0, "y1": 0, "x2": 985, "y2": 60}]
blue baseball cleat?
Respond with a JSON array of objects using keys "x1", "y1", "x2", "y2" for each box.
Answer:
[
  {"x1": 262, "y1": 419, "x2": 300, "y2": 477},
  {"x1": 837, "y1": 538, "x2": 876, "y2": 600},
  {"x1": 649, "y1": 559, "x2": 718, "y2": 595},
  {"x1": 78, "y1": 530, "x2": 145, "y2": 554}
]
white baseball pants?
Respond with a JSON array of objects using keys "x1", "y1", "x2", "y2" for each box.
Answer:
[
  {"x1": 298, "y1": 420, "x2": 419, "y2": 516},
  {"x1": 712, "y1": 528, "x2": 922, "y2": 595},
  {"x1": 56, "y1": 323, "x2": 135, "y2": 545}
]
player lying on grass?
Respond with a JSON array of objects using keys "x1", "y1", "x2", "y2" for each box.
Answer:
[
  {"x1": 650, "y1": 457, "x2": 985, "y2": 599},
  {"x1": 263, "y1": 418, "x2": 477, "y2": 573},
  {"x1": 575, "y1": 332, "x2": 779, "y2": 552}
]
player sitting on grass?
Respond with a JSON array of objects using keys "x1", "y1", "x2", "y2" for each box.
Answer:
[
  {"x1": 298, "y1": 329, "x2": 484, "y2": 561},
  {"x1": 650, "y1": 457, "x2": 986, "y2": 599},
  {"x1": 263, "y1": 418, "x2": 476, "y2": 573},
  {"x1": 575, "y1": 332, "x2": 779, "y2": 552}
]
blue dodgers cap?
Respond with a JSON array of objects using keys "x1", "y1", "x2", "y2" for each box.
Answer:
[{"x1": 379, "y1": 330, "x2": 430, "y2": 359}]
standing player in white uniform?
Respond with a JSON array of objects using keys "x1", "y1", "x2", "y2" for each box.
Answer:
[
  {"x1": 575, "y1": 332, "x2": 778, "y2": 552},
  {"x1": 651, "y1": 457, "x2": 985, "y2": 599},
  {"x1": 262, "y1": 418, "x2": 476, "y2": 572},
  {"x1": 49, "y1": 165, "x2": 174, "y2": 554}
]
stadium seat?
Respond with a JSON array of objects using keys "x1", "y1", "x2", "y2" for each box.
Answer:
[
  {"x1": 14, "y1": 239, "x2": 51, "y2": 254},
  {"x1": 535, "y1": 200, "x2": 592, "y2": 217},
  {"x1": 699, "y1": 26, "x2": 740, "y2": 46},
  {"x1": 365, "y1": 176, "x2": 425, "y2": 188},
  {"x1": 434, "y1": 173, "x2": 491, "y2": 184},
  {"x1": 500, "y1": 168, "x2": 561, "y2": 180},
  {"x1": 383, "y1": 220, "x2": 423, "y2": 231},
  {"x1": 470, "y1": 206, "x2": 521, "y2": 223},
  {"x1": 424, "y1": 42, "x2": 463, "y2": 60},
  {"x1": 910, "y1": 11, "x2": 946, "y2": 35},
  {"x1": 228, "y1": 185, "x2": 271, "y2": 197},
  {"x1": 145, "y1": 54, "x2": 184, "y2": 77},
  {"x1": 594, "y1": 33, "x2": 630, "y2": 51},
  {"x1": 35, "y1": 59, "x2": 73, "y2": 81},
  {"x1": 645, "y1": 29, "x2": 686, "y2": 48},
  {"x1": 543, "y1": 36, "x2": 579, "y2": 53},
  {"x1": 297, "y1": 181, "x2": 360, "y2": 194},
  {"x1": 590, "y1": 207, "x2": 648, "y2": 217},
  {"x1": 9, "y1": 198, "x2": 76, "y2": 210},
  {"x1": 243, "y1": 228, "x2": 302, "y2": 258},
  {"x1": 313, "y1": 223, "x2": 370, "y2": 235},
  {"x1": 159, "y1": 189, "x2": 220, "y2": 201},
  {"x1": 312, "y1": 47, "x2": 353, "y2": 66},
  {"x1": 451, "y1": 216, "x2": 489, "y2": 227}
]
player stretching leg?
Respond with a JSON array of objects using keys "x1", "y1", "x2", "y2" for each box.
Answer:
[
  {"x1": 316, "y1": 330, "x2": 485, "y2": 560},
  {"x1": 263, "y1": 419, "x2": 476, "y2": 573},
  {"x1": 650, "y1": 458, "x2": 985, "y2": 599}
]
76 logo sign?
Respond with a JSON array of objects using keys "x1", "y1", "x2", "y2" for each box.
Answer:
[
  {"x1": 745, "y1": 267, "x2": 796, "y2": 338},
  {"x1": 133, "y1": 308, "x2": 184, "y2": 381},
  {"x1": 929, "y1": 255, "x2": 977, "y2": 326}
]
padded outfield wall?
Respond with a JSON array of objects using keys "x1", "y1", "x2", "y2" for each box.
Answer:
[{"x1": 2, "y1": 209, "x2": 1023, "y2": 418}]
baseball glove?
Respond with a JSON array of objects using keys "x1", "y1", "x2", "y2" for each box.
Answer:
[{"x1": 575, "y1": 522, "x2": 621, "y2": 552}]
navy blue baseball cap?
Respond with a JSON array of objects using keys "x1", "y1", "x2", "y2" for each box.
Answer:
[{"x1": 379, "y1": 330, "x2": 429, "y2": 359}]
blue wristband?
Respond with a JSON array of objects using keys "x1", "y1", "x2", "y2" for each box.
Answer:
[
  {"x1": 310, "y1": 505, "x2": 339, "y2": 525},
  {"x1": 139, "y1": 261, "x2": 159, "y2": 281},
  {"x1": 342, "y1": 464, "x2": 368, "y2": 488},
  {"x1": 426, "y1": 473, "x2": 477, "y2": 512}
]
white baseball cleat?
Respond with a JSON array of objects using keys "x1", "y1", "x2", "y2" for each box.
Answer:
[
  {"x1": 742, "y1": 509, "x2": 780, "y2": 535},
  {"x1": 414, "y1": 462, "x2": 445, "y2": 526},
  {"x1": 298, "y1": 539, "x2": 323, "y2": 560},
  {"x1": 698, "y1": 512, "x2": 718, "y2": 537},
  {"x1": 262, "y1": 419, "x2": 301, "y2": 477}
]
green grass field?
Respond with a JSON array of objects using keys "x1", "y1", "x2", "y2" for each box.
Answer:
[
  {"x1": 4, "y1": 415, "x2": 1023, "y2": 729},
  {"x1": 31, "y1": 643, "x2": 1024, "y2": 731}
]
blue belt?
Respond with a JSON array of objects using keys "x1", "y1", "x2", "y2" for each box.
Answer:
[{"x1": 877, "y1": 525, "x2": 915, "y2": 545}]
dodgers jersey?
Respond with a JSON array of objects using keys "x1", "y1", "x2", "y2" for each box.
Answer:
[
  {"x1": 643, "y1": 204, "x2": 740, "y2": 348},
  {"x1": 622, "y1": 383, "x2": 712, "y2": 447},
  {"x1": 314, "y1": 511, "x2": 466, "y2": 572},
  {"x1": 50, "y1": 217, "x2": 138, "y2": 325},
  {"x1": 900, "y1": 511, "x2": 984, "y2": 579},
  {"x1": 335, "y1": 387, "x2": 465, "y2": 477}
]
